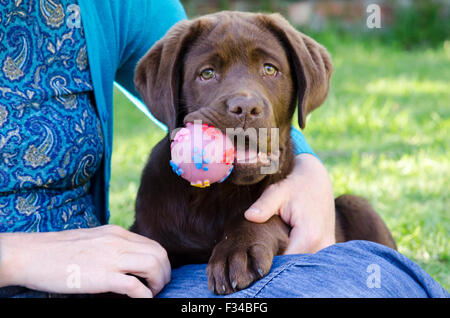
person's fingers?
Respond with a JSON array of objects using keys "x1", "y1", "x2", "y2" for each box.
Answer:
[
  {"x1": 283, "y1": 226, "x2": 308, "y2": 254},
  {"x1": 244, "y1": 182, "x2": 290, "y2": 223},
  {"x1": 116, "y1": 253, "x2": 170, "y2": 296},
  {"x1": 109, "y1": 273, "x2": 153, "y2": 298},
  {"x1": 100, "y1": 225, "x2": 171, "y2": 296},
  {"x1": 103, "y1": 225, "x2": 170, "y2": 273},
  {"x1": 102, "y1": 224, "x2": 154, "y2": 245},
  {"x1": 135, "y1": 243, "x2": 171, "y2": 286},
  {"x1": 283, "y1": 225, "x2": 335, "y2": 255}
]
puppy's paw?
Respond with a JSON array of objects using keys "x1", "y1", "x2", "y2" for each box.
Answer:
[{"x1": 206, "y1": 238, "x2": 274, "y2": 295}]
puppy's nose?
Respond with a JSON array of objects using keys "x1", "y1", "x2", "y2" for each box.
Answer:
[{"x1": 227, "y1": 96, "x2": 263, "y2": 119}]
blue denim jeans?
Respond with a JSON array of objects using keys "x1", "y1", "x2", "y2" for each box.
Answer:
[
  {"x1": 1, "y1": 241, "x2": 447, "y2": 298},
  {"x1": 157, "y1": 241, "x2": 448, "y2": 298}
]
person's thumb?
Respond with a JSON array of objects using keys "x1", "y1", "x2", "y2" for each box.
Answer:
[{"x1": 244, "y1": 183, "x2": 288, "y2": 223}]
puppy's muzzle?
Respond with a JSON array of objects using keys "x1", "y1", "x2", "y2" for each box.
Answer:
[{"x1": 226, "y1": 95, "x2": 263, "y2": 121}]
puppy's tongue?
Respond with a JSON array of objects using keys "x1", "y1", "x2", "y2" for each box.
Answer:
[{"x1": 235, "y1": 147, "x2": 259, "y2": 164}]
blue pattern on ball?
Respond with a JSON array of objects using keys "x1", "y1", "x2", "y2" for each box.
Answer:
[{"x1": 170, "y1": 160, "x2": 183, "y2": 176}]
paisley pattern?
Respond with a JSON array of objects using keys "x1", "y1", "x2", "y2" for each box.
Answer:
[{"x1": 0, "y1": 0, "x2": 104, "y2": 232}]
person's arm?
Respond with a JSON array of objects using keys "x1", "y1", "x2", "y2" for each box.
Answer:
[
  {"x1": 291, "y1": 126, "x2": 317, "y2": 158},
  {"x1": 115, "y1": 0, "x2": 187, "y2": 99},
  {"x1": 245, "y1": 127, "x2": 336, "y2": 253},
  {"x1": 0, "y1": 225, "x2": 170, "y2": 297}
]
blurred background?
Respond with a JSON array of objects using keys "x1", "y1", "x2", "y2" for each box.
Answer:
[{"x1": 110, "y1": 0, "x2": 449, "y2": 289}]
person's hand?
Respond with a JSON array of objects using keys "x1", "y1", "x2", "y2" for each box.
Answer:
[
  {"x1": 244, "y1": 154, "x2": 336, "y2": 254},
  {"x1": 0, "y1": 225, "x2": 170, "y2": 298}
]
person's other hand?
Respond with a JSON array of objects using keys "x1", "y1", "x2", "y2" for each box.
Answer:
[
  {"x1": 0, "y1": 225, "x2": 170, "y2": 298},
  {"x1": 244, "y1": 154, "x2": 336, "y2": 254}
]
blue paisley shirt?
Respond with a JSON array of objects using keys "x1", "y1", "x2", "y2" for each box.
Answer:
[
  {"x1": 0, "y1": 0, "x2": 104, "y2": 231},
  {"x1": 0, "y1": 0, "x2": 314, "y2": 232}
]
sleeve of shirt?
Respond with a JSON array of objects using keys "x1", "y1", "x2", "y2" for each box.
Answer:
[
  {"x1": 291, "y1": 126, "x2": 318, "y2": 158},
  {"x1": 114, "y1": 0, "x2": 187, "y2": 97}
]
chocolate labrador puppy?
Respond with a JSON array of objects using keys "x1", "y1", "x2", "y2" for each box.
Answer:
[{"x1": 131, "y1": 11, "x2": 396, "y2": 295}]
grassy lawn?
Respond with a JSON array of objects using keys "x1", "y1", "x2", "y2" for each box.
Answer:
[{"x1": 109, "y1": 34, "x2": 449, "y2": 290}]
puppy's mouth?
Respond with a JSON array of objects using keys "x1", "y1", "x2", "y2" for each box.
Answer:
[
  {"x1": 232, "y1": 136, "x2": 275, "y2": 165},
  {"x1": 229, "y1": 135, "x2": 282, "y2": 185},
  {"x1": 182, "y1": 113, "x2": 281, "y2": 185},
  {"x1": 234, "y1": 137, "x2": 258, "y2": 164}
]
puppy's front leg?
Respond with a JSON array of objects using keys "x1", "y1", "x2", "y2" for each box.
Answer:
[{"x1": 207, "y1": 216, "x2": 289, "y2": 295}]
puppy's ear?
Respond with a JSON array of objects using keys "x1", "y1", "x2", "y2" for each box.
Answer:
[
  {"x1": 134, "y1": 19, "x2": 208, "y2": 130},
  {"x1": 257, "y1": 13, "x2": 333, "y2": 129}
]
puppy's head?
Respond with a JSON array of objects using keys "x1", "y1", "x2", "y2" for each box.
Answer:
[{"x1": 135, "y1": 11, "x2": 332, "y2": 185}]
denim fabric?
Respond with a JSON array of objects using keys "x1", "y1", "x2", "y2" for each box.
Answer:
[
  {"x1": 0, "y1": 286, "x2": 67, "y2": 298},
  {"x1": 157, "y1": 241, "x2": 448, "y2": 298}
]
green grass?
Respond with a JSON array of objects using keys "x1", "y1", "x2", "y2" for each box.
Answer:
[{"x1": 110, "y1": 35, "x2": 450, "y2": 290}]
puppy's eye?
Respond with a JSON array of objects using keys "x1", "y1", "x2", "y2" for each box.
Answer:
[
  {"x1": 200, "y1": 68, "x2": 215, "y2": 80},
  {"x1": 263, "y1": 63, "x2": 278, "y2": 76}
]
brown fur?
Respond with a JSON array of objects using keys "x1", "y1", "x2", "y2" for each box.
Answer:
[{"x1": 132, "y1": 11, "x2": 396, "y2": 295}]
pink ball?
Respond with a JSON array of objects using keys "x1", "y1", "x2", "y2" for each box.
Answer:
[{"x1": 170, "y1": 122, "x2": 235, "y2": 188}]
